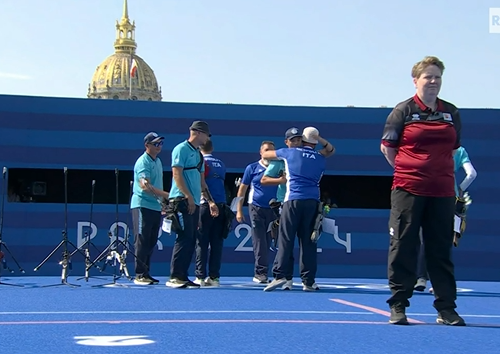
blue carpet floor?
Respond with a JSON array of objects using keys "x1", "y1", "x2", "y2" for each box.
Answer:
[{"x1": 1, "y1": 275, "x2": 500, "y2": 353}]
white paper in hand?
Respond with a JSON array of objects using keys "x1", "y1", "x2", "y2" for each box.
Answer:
[{"x1": 162, "y1": 218, "x2": 172, "y2": 233}]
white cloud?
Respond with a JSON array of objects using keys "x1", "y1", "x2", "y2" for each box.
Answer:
[{"x1": 0, "y1": 72, "x2": 32, "y2": 80}]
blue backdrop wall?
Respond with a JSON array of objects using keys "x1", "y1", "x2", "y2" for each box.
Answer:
[{"x1": 0, "y1": 94, "x2": 499, "y2": 281}]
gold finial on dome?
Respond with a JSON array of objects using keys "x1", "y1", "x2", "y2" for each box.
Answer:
[
  {"x1": 122, "y1": 0, "x2": 129, "y2": 19},
  {"x1": 114, "y1": 0, "x2": 137, "y2": 54}
]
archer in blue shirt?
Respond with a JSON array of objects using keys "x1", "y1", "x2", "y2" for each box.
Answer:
[
  {"x1": 194, "y1": 139, "x2": 228, "y2": 287},
  {"x1": 130, "y1": 132, "x2": 170, "y2": 286},
  {"x1": 261, "y1": 127, "x2": 335, "y2": 292},
  {"x1": 167, "y1": 121, "x2": 219, "y2": 290},
  {"x1": 235, "y1": 141, "x2": 279, "y2": 283}
]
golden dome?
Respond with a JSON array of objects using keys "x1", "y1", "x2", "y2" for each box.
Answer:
[{"x1": 87, "y1": 0, "x2": 162, "y2": 101}]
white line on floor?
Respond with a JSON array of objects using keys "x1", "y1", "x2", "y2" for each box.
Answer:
[
  {"x1": 0, "y1": 310, "x2": 370, "y2": 315},
  {"x1": 407, "y1": 313, "x2": 500, "y2": 318},
  {"x1": 0, "y1": 310, "x2": 499, "y2": 318}
]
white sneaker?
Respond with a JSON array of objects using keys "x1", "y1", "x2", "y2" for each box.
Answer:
[
  {"x1": 263, "y1": 278, "x2": 287, "y2": 292},
  {"x1": 133, "y1": 276, "x2": 153, "y2": 286},
  {"x1": 205, "y1": 277, "x2": 220, "y2": 287},
  {"x1": 253, "y1": 277, "x2": 269, "y2": 284},
  {"x1": 166, "y1": 278, "x2": 200, "y2": 289},
  {"x1": 193, "y1": 277, "x2": 206, "y2": 287},
  {"x1": 414, "y1": 278, "x2": 427, "y2": 292},
  {"x1": 282, "y1": 279, "x2": 293, "y2": 290},
  {"x1": 302, "y1": 282, "x2": 320, "y2": 292},
  {"x1": 166, "y1": 278, "x2": 188, "y2": 288}
]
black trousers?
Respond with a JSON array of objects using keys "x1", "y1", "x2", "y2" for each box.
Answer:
[
  {"x1": 195, "y1": 203, "x2": 225, "y2": 279},
  {"x1": 272, "y1": 199, "x2": 318, "y2": 286},
  {"x1": 248, "y1": 204, "x2": 276, "y2": 279},
  {"x1": 170, "y1": 206, "x2": 200, "y2": 281},
  {"x1": 132, "y1": 207, "x2": 162, "y2": 278},
  {"x1": 387, "y1": 188, "x2": 457, "y2": 311}
]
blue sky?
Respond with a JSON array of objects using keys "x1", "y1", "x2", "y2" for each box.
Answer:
[{"x1": 1, "y1": 0, "x2": 499, "y2": 108}]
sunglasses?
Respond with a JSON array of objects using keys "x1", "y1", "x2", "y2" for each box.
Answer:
[{"x1": 149, "y1": 141, "x2": 164, "y2": 147}]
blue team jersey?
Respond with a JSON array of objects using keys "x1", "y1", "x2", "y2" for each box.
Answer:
[
  {"x1": 169, "y1": 140, "x2": 205, "y2": 206},
  {"x1": 242, "y1": 161, "x2": 278, "y2": 208},
  {"x1": 264, "y1": 160, "x2": 286, "y2": 203},
  {"x1": 202, "y1": 153, "x2": 227, "y2": 204},
  {"x1": 454, "y1": 146, "x2": 471, "y2": 195},
  {"x1": 275, "y1": 146, "x2": 326, "y2": 202},
  {"x1": 130, "y1": 152, "x2": 164, "y2": 211}
]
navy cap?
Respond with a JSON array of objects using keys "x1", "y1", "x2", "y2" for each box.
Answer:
[
  {"x1": 144, "y1": 132, "x2": 164, "y2": 144},
  {"x1": 285, "y1": 127, "x2": 301, "y2": 140},
  {"x1": 190, "y1": 121, "x2": 212, "y2": 137}
]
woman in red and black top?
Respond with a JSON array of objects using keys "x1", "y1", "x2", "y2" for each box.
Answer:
[{"x1": 380, "y1": 56, "x2": 465, "y2": 327}]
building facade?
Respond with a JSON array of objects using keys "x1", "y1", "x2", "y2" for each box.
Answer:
[{"x1": 87, "y1": 0, "x2": 162, "y2": 101}]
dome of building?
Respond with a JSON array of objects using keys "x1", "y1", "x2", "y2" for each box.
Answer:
[{"x1": 87, "y1": 0, "x2": 162, "y2": 101}]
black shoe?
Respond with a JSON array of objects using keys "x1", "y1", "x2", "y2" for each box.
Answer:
[
  {"x1": 185, "y1": 280, "x2": 201, "y2": 288},
  {"x1": 145, "y1": 276, "x2": 159, "y2": 284},
  {"x1": 436, "y1": 309, "x2": 466, "y2": 326},
  {"x1": 389, "y1": 303, "x2": 409, "y2": 325}
]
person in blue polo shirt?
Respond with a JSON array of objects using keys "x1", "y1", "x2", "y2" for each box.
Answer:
[
  {"x1": 414, "y1": 145, "x2": 477, "y2": 292},
  {"x1": 131, "y1": 132, "x2": 170, "y2": 285},
  {"x1": 166, "y1": 121, "x2": 219, "y2": 289},
  {"x1": 235, "y1": 141, "x2": 279, "y2": 284},
  {"x1": 262, "y1": 127, "x2": 335, "y2": 292},
  {"x1": 260, "y1": 127, "x2": 303, "y2": 290},
  {"x1": 194, "y1": 139, "x2": 228, "y2": 287}
]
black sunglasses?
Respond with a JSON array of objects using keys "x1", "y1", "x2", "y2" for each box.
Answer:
[{"x1": 149, "y1": 141, "x2": 164, "y2": 147}]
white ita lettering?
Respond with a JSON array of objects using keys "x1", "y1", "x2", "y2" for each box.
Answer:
[
  {"x1": 74, "y1": 335, "x2": 155, "y2": 347},
  {"x1": 302, "y1": 152, "x2": 316, "y2": 159},
  {"x1": 212, "y1": 162, "x2": 222, "y2": 167}
]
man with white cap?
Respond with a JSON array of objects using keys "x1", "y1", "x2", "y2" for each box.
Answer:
[
  {"x1": 131, "y1": 132, "x2": 170, "y2": 285},
  {"x1": 261, "y1": 127, "x2": 335, "y2": 291}
]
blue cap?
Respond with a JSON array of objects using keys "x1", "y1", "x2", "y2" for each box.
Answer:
[
  {"x1": 144, "y1": 132, "x2": 164, "y2": 144},
  {"x1": 285, "y1": 127, "x2": 301, "y2": 140}
]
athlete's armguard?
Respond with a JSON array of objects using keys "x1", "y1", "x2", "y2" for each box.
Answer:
[
  {"x1": 453, "y1": 192, "x2": 472, "y2": 247},
  {"x1": 455, "y1": 192, "x2": 472, "y2": 217}
]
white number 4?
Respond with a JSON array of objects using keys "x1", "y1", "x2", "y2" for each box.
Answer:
[{"x1": 74, "y1": 335, "x2": 155, "y2": 347}]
